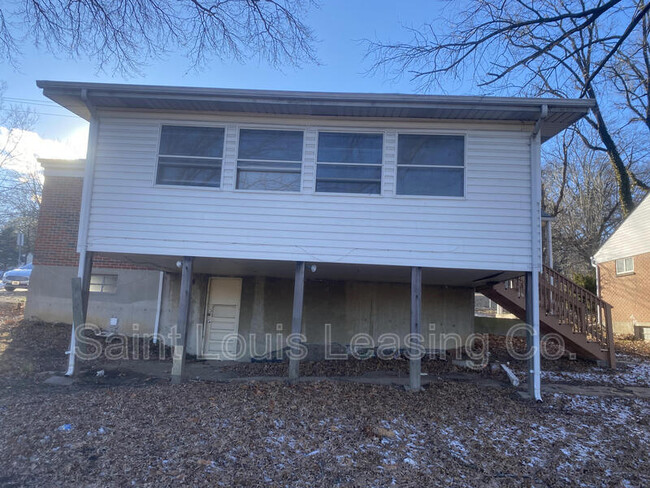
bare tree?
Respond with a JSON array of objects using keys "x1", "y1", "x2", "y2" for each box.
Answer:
[
  {"x1": 367, "y1": 0, "x2": 650, "y2": 215},
  {"x1": 542, "y1": 129, "x2": 621, "y2": 275},
  {"x1": 0, "y1": 84, "x2": 36, "y2": 175},
  {"x1": 1, "y1": 84, "x2": 39, "y2": 244},
  {"x1": 0, "y1": 0, "x2": 317, "y2": 75}
]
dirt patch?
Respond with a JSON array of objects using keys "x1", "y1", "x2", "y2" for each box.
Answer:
[
  {"x1": 0, "y1": 295, "x2": 70, "y2": 386},
  {"x1": 616, "y1": 334, "x2": 650, "y2": 359},
  {"x1": 1, "y1": 305, "x2": 649, "y2": 486},
  {"x1": 0, "y1": 379, "x2": 648, "y2": 487}
]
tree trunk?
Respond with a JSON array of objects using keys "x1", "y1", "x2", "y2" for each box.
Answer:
[{"x1": 587, "y1": 87, "x2": 635, "y2": 216}]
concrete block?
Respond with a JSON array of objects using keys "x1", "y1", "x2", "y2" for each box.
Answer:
[{"x1": 44, "y1": 375, "x2": 74, "y2": 386}]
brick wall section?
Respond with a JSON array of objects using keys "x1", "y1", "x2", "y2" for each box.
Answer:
[
  {"x1": 34, "y1": 174, "x2": 151, "y2": 270},
  {"x1": 598, "y1": 252, "x2": 650, "y2": 327}
]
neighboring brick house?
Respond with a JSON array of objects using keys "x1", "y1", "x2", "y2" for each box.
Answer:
[
  {"x1": 25, "y1": 159, "x2": 162, "y2": 335},
  {"x1": 593, "y1": 193, "x2": 650, "y2": 336}
]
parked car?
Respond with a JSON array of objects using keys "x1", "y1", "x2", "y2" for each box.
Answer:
[{"x1": 2, "y1": 263, "x2": 33, "y2": 291}]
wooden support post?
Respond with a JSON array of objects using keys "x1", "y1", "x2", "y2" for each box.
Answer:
[
  {"x1": 409, "y1": 266, "x2": 422, "y2": 391},
  {"x1": 171, "y1": 256, "x2": 194, "y2": 384},
  {"x1": 67, "y1": 251, "x2": 94, "y2": 377},
  {"x1": 525, "y1": 271, "x2": 542, "y2": 401},
  {"x1": 604, "y1": 304, "x2": 616, "y2": 369},
  {"x1": 80, "y1": 251, "x2": 94, "y2": 321},
  {"x1": 288, "y1": 261, "x2": 305, "y2": 380},
  {"x1": 70, "y1": 277, "x2": 84, "y2": 376},
  {"x1": 78, "y1": 251, "x2": 93, "y2": 357}
]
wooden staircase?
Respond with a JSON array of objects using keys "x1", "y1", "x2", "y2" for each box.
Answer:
[{"x1": 478, "y1": 266, "x2": 616, "y2": 368}]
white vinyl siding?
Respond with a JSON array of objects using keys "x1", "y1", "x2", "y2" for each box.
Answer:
[
  {"x1": 594, "y1": 194, "x2": 650, "y2": 264},
  {"x1": 86, "y1": 112, "x2": 534, "y2": 271}
]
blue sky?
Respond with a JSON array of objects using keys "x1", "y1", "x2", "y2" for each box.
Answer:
[{"x1": 2, "y1": 1, "x2": 466, "y2": 141}]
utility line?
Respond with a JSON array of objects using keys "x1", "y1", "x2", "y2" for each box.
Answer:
[{"x1": 2, "y1": 96, "x2": 80, "y2": 118}]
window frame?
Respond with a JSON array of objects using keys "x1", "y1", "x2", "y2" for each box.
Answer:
[
  {"x1": 314, "y1": 130, "x2": 385, "y2": 196},
  {"x1": 153, "y1": 123, "x2": 226, "y2": 191},
  {"x1": 89, "y1": 274, "x2": 118, "y2": 294},
  {"x1": 615, "y1": 257, "x2": 635, "y2": 276},
  {"x1": 395, "y1": 131, "x2": 467, "y2": 199},
  {"x1": 235, "y1": 127, "x2": 305, "y2": 193}
]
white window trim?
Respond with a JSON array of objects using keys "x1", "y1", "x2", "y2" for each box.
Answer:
[
  {"x1": 615, "y1": 257, "x2": 635, "y2": 276},
  {"x1": 150, "y1": 122, "x2": 471, "y2": 199},
  {"x1": 314, "y1": 130, "x2": 385, "y2": 196},
  {"x1": 153, "y1": 123, "x2": 226, "y2": 191},
  {"x1": 394, "y1": 132, "x2": 467, "y2": 199},
  {"x1": 234, "y1": 126, "x2": 305, "y2": 193}
]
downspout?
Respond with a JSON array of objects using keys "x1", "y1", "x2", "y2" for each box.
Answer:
[
  {"x1": 546, "y1": 220, "x2": 553, "y2": 269},
  {"x1": 65, "y1": 89, "x2": 100, "y2": 376},
  {"x1": 590, "y1": 256, "x2": 603, "y2": 329},
  {"x1": 153, "y1": 271, "x2": 164, "y2": 343},
  {"x1": 527, "y1": 104, "x2": 548, "y2": 402},
  {"x1": 590, "y1": 257, "x2": 600, "y2": 298}
]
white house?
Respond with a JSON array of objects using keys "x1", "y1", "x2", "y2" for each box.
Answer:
[
  {"x1": 37, "y1": 81, "x2": 596, "y2": 399},
  {"x1": 593, "y1": 193, "x2": 650, "y2": 336}
]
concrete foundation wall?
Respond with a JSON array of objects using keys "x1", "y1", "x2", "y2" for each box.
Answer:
[
  {"x1": 25, "y1": 265, "x2": 161, "y2": 335},
  {"x1": 474, "y1": 316, "x2": 525, "y2": 337},
  {"x1": 158, "y1": 274, "x2": 475, "y2": 359}
]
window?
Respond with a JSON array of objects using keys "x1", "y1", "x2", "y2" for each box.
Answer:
[
  {"x1": 396, "y1": 134, "x2": 464, "y2": 196},
  {"x1": 156, "y1": 125, "x2": 224, "y2": 187},
  {"x1": 89, "y1": 274, "x2": 118, "y2": 294},
  {"x1": 615, "y1": 257, "x2": 634, "y2": 275},
  {"x1": 236, "y1": 129, "x2": 303, "y2": 191},
  {"x1": 316, "y1": 132, "x2": 383, "y2": 194}
]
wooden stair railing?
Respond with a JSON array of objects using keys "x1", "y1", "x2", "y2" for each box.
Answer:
[{"x1": 480, "y1": 265, "x2": 616, "y2": 368}]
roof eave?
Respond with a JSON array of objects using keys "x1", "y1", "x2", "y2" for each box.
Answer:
[{"x1": 37, "y1": 80, "x2": 594, "y2": 140}]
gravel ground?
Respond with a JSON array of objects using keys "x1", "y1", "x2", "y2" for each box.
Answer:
[{"x1": 0, "y1": 298, "x2": 649, "y2": 487}]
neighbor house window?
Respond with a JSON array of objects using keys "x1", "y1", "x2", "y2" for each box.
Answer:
[
  {"x1": 156, "y1": 125, "x2": 225, "y2": 187},
  {"x1": 316, "y1": 132, "x2": 383, "y2": 194},
  {"x1": 615, "y1": 257, "x2": 634, "y2": 275},
  {"x1": 89, "y1": 274, "x2": 118, "y2": 294},
  {"x1": 236, "y1": 129, "x2": 303, "y2": 191},
  {"x1": 396, "y1": 134, "x2": 465, "y2": 196}
]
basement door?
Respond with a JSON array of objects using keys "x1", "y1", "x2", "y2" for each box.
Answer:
[{"x1": 203, "y1": 277, "x2": 242, "y2": 359}]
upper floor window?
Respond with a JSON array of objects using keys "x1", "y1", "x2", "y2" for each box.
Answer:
[
  {"x1": 236, "y1": 129, "x2": 303, "y2": 191},
  {"x1": 396, "y1": 134, "x2": 464, "y2": 197},
  {"x1": 615, "y1": 257, "x2": 634, "y2": 275},
  {"x1": 316, "y1": 132, "x2": 383, "y2": 194},
  {"x1": 156, "y1": 125, "x2": 224, "y2": 187}
]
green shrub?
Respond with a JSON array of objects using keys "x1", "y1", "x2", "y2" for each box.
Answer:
[{"x1": 572, "y1": 272, "x2": 597, "y2": 294}]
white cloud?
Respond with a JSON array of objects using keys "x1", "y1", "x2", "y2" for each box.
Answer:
[{"x1": 0, "y1": 125, "x2": 88, "y2": 175}]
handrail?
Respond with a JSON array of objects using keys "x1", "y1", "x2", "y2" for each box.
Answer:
[{"x1": 499, "y1": 265, "x2": 614, "y2": 358}]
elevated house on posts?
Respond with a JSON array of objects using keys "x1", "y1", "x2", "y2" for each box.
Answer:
[{"x1": 34, "y1": 81, "x2": 614, "y2": 399}]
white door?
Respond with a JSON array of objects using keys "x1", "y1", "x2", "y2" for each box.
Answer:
[{"x1": 203, "y1": 277, "x2": 242, "y2": 359}]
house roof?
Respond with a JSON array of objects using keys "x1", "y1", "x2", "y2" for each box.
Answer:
[
  {"x1": 593, "y1": 193, "x2": 650, "y2": 264},
  {"x1": 36, "y1": 81, "x2": 594, "y2": 141},
  {"x1": 38, "y1": 158, "x2": 85, "y2": 178}
]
